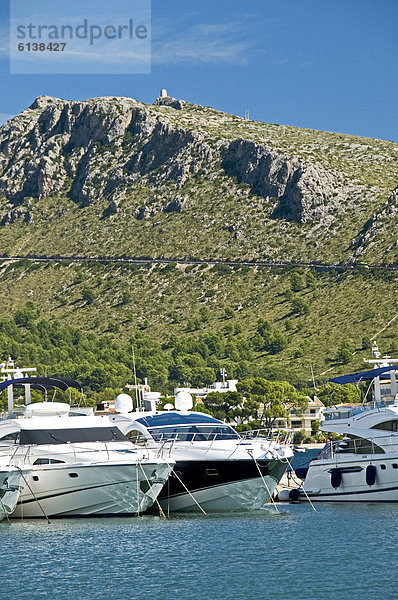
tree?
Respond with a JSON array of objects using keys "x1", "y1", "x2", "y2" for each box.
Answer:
[
  {"x1": 14, "y1": 304, "x2": 38, "y2": 327},
  {"x1": 269, "y1": 330, "x2": 288, "y2": 354},
  {"x1": 202, "y1": 390, "x2": 258, "y2": 425},
  {"x1": 202, "y1": 391, "x2": 229, "y2": 420},
  {"x1": 284, "y1": 289, "x2": 294, "y2": 302},
  {"x1": 311, "y1": 420, "x2": 321, "y2": 436},
  {"x1": 257, "y1": 319, "x2": 272, "y2": 336},
  {"x1": 306, "y1": 272, "x2": 316, "y2": 289},
  {"x1": 224, "y1": 307, "x2": 235, "y2": 319},
  {"x1": 361, "y1": 336, "x2": 371, "y2": 350},
  {"x1": 237, "y1": 378, "x2": 308, "y2": 429},
  {"x1": 82, "y1": 287, "x2": 95, "y2": 305},
  {"x1": 285, "y1": 319, "x2": 293, "y2": 331},
  {"x1": 291, "y1": 297, "x2": 310, "y2": 315},
  {"x1": 337, "y1": 347, "x2": 352, "y2": 364},
  {"x1": 190, "y1": 367, "x2": 216, "y2": 387},
  {"x1": 121, "y1": 290, "x2": 132, "y2": 305},
  {"x1": 293, "y1": 429, "x2": 306, "y2": 444},
  {"x1": 91, "y1": 387, "x2": 122, "y2": 407},
  {"x1": 318, "y1": 382, "x2": 360, "y2": 407},
  {"x1": 290, "y1": 272, "x2": 305, "y2": 292},
  {"x1": 199, "y1": 307, "x2": 209, "y2": 322}
]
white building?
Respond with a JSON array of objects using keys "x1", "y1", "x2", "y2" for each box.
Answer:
[
  {"x1": 273, "y1": 396, "x2": 325, "y2": 435},
  {"x1": 174, "y1": 379, "x2": 238, "y2": 402}
]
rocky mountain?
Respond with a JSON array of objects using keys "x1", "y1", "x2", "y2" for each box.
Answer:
[
  {"x1": 0, "y1": 95, "x2": 397, "y2": 387},
  {"x1": 0, "y1": 94, "x2": 397, "y2": 263}
]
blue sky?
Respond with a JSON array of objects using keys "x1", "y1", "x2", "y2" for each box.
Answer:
[{"x1": 0, "y1": 0, "x2": 397, "y2": 141}]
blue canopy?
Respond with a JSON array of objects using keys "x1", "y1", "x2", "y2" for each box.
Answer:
[
  {"x1": 328, "y1": 365, "x2": 398, "y2": 385},
  {"x1": 0, "y1": 376, "x2": 82, "y2": 393},
  {"x1": 136, "y1": 412, "x2": 222, "y2": 429}
]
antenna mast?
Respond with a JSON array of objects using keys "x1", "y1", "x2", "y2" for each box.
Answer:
[{"x1": 132, "y1": 344, "x2": 140, "y2": 410}]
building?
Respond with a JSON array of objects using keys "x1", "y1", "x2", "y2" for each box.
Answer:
[
  {"x1": 273, "y1": 396, "x2": 325, "y2": 435},
  {"x1": 174, "y1": 379, "x2": 238, "y2": 403}
]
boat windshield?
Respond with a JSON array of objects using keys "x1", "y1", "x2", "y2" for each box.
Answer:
[
  {"x1": 148, "y1": 425, "x2": 240, "y2": 442},
  {"x1": 0, "y1": 427, "x2": 128, "y2": 445},
  {"x1": 318, "y1": 435, "x2": 385, "y2": 458}
]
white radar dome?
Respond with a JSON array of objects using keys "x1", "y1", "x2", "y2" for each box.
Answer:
[
  {"x1": 174, "y1": 391, "x2": 193, "y2": 412},
  {"x1": 115, "y1": 393, "x2": 133, "y2": 413}
]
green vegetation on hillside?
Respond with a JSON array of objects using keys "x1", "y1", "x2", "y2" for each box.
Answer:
[
  {"x1": 0, "y1": 259, "x2": 396, "y2": 402},
  {"x1": 0, "y1": 96, "x2": 397, "y2": 401}
]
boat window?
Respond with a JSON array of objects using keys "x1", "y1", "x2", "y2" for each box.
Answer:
[
  {"x1": 33, "y1": 458, "x2": 65, "y2": 465},
  {"x1": 381, "y1": 464, "x2": 386, "y2": 470},
  {"x1": 371, "y1": 420, "x2": 398, "y2": 432},
  {"x1": 18, "y1": 427, "x2": 127, "y2": 445},
  {"x1": 148, "y1": 425, "x2": 240, "y2": 442},
  {"x1": 0, "y1": 432, "x2": 20, "y2": 444},
  {"x1": 338, "y1": 435, "x2": 385, "y2": 455},
  {"x1": 136, "y1": 413, "x2": 224, "y2": 428},
  {"x1": 206, "y1": 468, "x2": 219, "y2": 476},
  {"x1": 393, "y1": 464, "x2": 398, "y2": 469},
  {"x1": 126, "y1": 430, "x2": 148, "y2": 445}
]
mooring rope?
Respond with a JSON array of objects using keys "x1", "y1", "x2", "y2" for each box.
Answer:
[
  {"x1": 284, "y1": 456, "x2": 317, "y2": 512},
  {"x1": 138, "y1": 462, "x2": 166, "y2": 519},
  {"x1": 247, "y1": 450, "x2": 279, "y2": 514},
  {"x1": 136, "y1": 463, "x2": 140, "y2": 517},
  {"x1": 18, "y1": 468, "x2": 51, "y2": 523},
  {"x1": 169, "y1": 464, "x2": 207, "y2": 517},
  {"x1": 0, "y1": 494, "x2": 12, "y2": 524}
]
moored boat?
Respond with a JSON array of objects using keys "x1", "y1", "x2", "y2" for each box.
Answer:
[
  {"x1": 300, "y1": 344, "x2": 398, "y2": 502},
  {"x1": 110, "y1": 391, "x2": 293, "y2": 512},
  {"x1": 0, "y1": 377, "x2": 173, "y2": 518}
]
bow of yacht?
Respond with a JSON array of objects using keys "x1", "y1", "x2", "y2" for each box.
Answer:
[
  {"x1": 110, "y1": 400, "x2": 293, "y2": 512},
  {"x1": 0, "y1": 377, "x2": 173, "y2": 518},
  {"x1": 0, "y1": 455, "x2": 31, "y2": 521}
]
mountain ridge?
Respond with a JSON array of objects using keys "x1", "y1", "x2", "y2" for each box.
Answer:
[
  {"x1": 0, "y1": 94, "x2": 396, "y2": 263},
  {"x1": 0, "y1": 94, "x2": 396, "y2": 389}
]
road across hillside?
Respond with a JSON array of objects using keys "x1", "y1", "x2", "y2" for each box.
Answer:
[{"x1": 0, "y1": 254, "x2": 397, "y2": 271}]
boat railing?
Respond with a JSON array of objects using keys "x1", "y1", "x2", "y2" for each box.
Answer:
[
  {"x1": 151, "y1": 431, "x2": 241, "y2": 444},
  {"x1": 318, "y1": 434, "x2": 398, "y2": 459},
  {"x1": 0, "y1": 442, "x2": 151, "y2": 464},
  {"x1": 240, "y1": 429, "x2": 293, "y2": 445},
  {"x1": 149, "y1": 429, "x2": 292, "y2": 446}
]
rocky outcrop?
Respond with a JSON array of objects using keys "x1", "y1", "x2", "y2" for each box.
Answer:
[
  {"x1": 164, "y1": 195, "x2": 190, "y2": 213},
  {"x1": 0, "y1": 94, "x2": 370, "y2": 229},
  {"x1": 222, "y1": 139, "x2": 347, "y2": 223},
  {"x1": 0, "y1": 96, "x2": 217, "y2": 216},
  {"x1": 351, "y1": 186, "x2": 398, "y2": 256},
  {"x1": 154, "y1": 96, "x2": 185, "y2": 110}
]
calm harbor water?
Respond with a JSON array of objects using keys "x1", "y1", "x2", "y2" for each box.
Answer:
[{"x1": 1, "y1": 503, "x2": 398, "y2": 600}]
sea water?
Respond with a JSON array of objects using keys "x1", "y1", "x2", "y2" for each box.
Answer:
[{"x1": 1, "y1": 503, "x2": 397, "y2": 600}]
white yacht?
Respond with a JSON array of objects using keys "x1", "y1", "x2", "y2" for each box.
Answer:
[
  {"x1": 0, "y1": 456, "x2": 31, "y2": 521},
  {"x1": 109, "y1": 391, "x2": 293, "y2": 512},
  {"x1": 0, "y1": 377, "x2": 173, "y2": 518},
  {"x1": 299, "y1": 345, "x2": 398, "y2": 502}
]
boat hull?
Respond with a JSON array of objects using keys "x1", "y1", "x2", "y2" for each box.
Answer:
[
  {"x1": 12, "y1": 462, "x2": 171, "y2": 518},
  {"x1": 0, "y1": 467, "x2": 30, "y2": 520},
  {"x1": 302, "y1": 455, "x2": 398, "y2": 502},
  {"x1": 154, "y1": 458, "x2": 287, "y2": 512}
]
